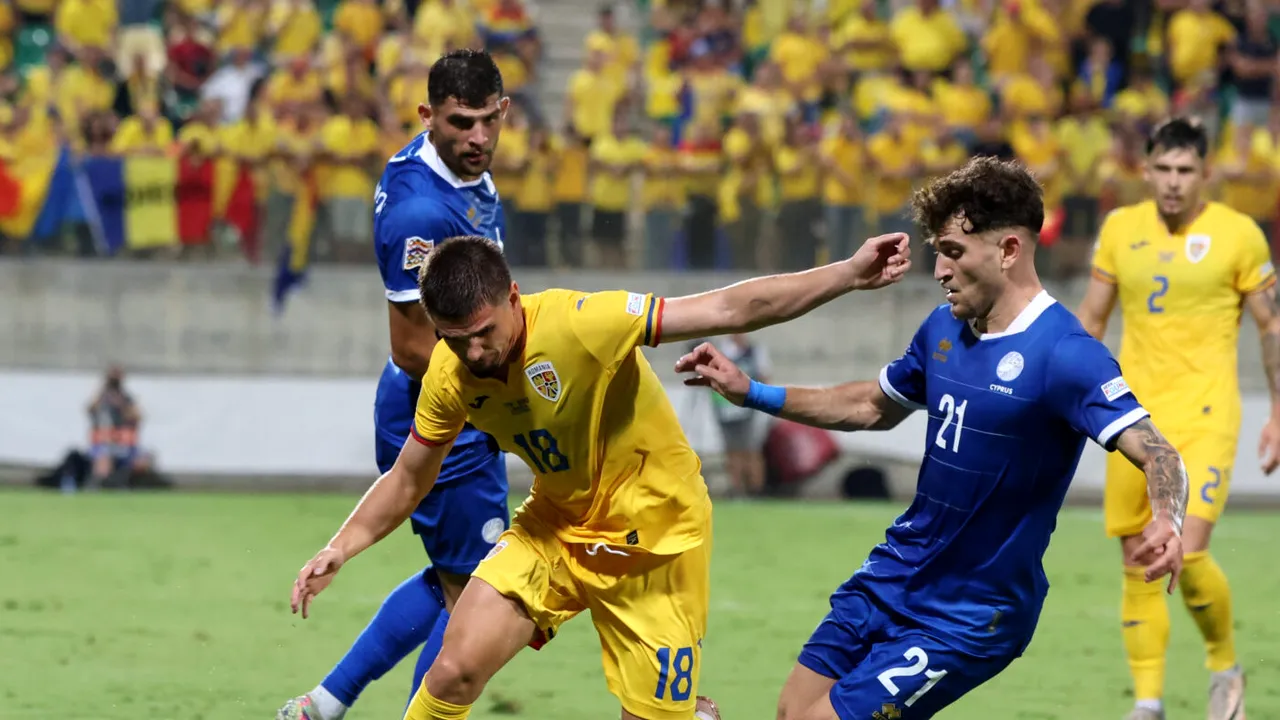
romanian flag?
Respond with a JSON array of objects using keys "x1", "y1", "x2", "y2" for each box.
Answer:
[
  {"x1": 0, "y1": 145, "x2": 59, "y2": 240},
  {"x1": 82, "y1": 155, "x2": 180, "y2": 253},
  {"x1": 213, "y1": 157, "x2": 260, "y2": 263}
]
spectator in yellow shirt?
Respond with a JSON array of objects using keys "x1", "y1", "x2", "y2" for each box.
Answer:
[
  {"x1": 820, "y1": 113, "x2": 866, "y2": 261},
  {"x1": 1111, "y1": 63, "x2": 1169, "y2": 128},
  {"x1": 216, "y1": 0, "x2": 265, "y2": 54},
  {"x1": 510, "y1": 126, "x2": 555, "y2": 267},
  {"x1": 720, "y1": 113, "x2": 768, "y2": 270},
  {"x1": 109, "y1": 101, "x2": 173, "y2": 156},
  {"x1": 931, "y1": 58, "x2": 991, "y2": 143},
  {"x1": 832, "y1": 0, "x2": 894, "y2": 74},
  {"x1": 268, "y1": 0, "x2": 323, "y2": 63},
  {"x1": 640, "y1": 123, "x2": 685, "y2": 269},
  {"x1": 890, "y1": 0, "x2": 967, "y2": 74},
  {"x1": 1166, "y1": 0, "x2": 1236, "y2": 88},
  {"x1": 585, "y1": 6, "x2": 640, "y2": 93},
  {"x1": 1055, "y1": 88, "x2": 1111, "y2": 248},
  {"x1": 54, "y1": 0, "x2": 117, "y2": 54},
  {"x1": 552, "y1": 127, "x2": 589, "y2": 267},
  {"x1": 774, "y1": 118, "x2": 822, "y2": 269},
  {"x1": 316, "y1": 96, "x2": 380, "y2": 262},
  {"x1": 566, "y1": 49, "x2": 624, "y2": 141},
  {"x1": 1217, "y1": 125, "x2": 1280, "y2": 241},
  {"x1": 981, "y1": 0, "x2": 1060, "y2": 83},
  {"x1": 333, "y1": 0, "x2": 384, "y2": 58},
  {"x1": 588, "y1": 117, "x2": 647, "y2": 268},
  {"x1": 866, "y1": 113, "x2": 921, "y2": 238},
  {"x1": 770, "y1": 15, "x2": 829, "y2": 106}
]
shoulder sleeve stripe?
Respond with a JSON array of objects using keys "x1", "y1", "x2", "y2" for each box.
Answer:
[
  {"x1": 409, "y1": 424, "x2": 456, "y2": 447},
  {"x1": 1241, "y1": 273, "x2": 1277, "y2": 296},
  {"x1": 878, "y1": 366, "x2": 926, "y2": 411},
  {"x1": 386, "y1": 288, "x2": 420, "y2": 303},
  {"x1": 1097, "y1": 407, "x2": 1150, "y2": 450},
  {"x1": 1090, "y1": 267, "x2": 1117, "y2": 284},
  {"x1": 645, "y1": 296, "x2": 665, "y2": 347}
]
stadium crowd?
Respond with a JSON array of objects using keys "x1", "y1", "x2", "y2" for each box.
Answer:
[{"x1": 0, "y1": 0, "x2": 1278, "y2": 275}]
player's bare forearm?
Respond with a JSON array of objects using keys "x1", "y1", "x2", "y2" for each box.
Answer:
[
  {"x1": 1115, "y1": 418, "x2": 1189, "y2": 531},
  {"x1": 327, "y1": 438, "x2": 450, "y2": 559},
  {"x1": 1075, "y1": 277, "x2": 1117, "y2": 340},
  {"x1": 1245, "y1": 287, "x2": 1280, "y2": 416},
  {"x1": 779, "y1": 381, "x2": 911, "y2": 432},
  {"x1": 388, "y1": 300, "x2": 438, "y2": 379},
  {"x1": 661, "y1": 260, "x2": 862, "y2": 342}
]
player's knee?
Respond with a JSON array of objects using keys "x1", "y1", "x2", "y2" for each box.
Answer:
[{"x1": 425, "y1": 650, "x2": 490, "y2": 704}]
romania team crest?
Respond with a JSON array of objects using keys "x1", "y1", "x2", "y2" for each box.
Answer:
[
  {"x1": 1186, "y1": 234, "x2": 1211, "y2": 264},
  {"x1": 525, "y1": 361, "x2": 561, "y2": 402}
]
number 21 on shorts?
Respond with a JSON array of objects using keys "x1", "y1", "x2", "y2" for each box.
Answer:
[{"x1": 877, "y1": 646, "x2": 948, "y2": 708}]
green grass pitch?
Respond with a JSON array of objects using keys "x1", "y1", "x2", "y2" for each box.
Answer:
[{"x1": 2, "y1": 490, "x2": 1278, "y2": 719}]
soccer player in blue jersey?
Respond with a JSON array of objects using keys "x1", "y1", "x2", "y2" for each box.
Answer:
[
  {"x1": 676, "y1": 157, "x2": 1191, "y2": 720},
  {"x1": 276, "y1": 49, "x2": 512, "y2": 720}
]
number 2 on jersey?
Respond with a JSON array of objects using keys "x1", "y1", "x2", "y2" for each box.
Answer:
[
  {"x1": 1147, "y1": 275, "x2": 1169, "y2": 313},
  {"x1": 512, "y1": 429, "x2": 570, "y2": 473},
  {"x1": 935, "y1": 393, "x2": 967, "y2": 452},
  {"x1": 877, "y1": 646, "x2": 949, "y2": 708}
]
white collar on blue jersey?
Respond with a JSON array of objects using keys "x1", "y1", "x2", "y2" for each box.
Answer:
[
  {"x1": 418, "y1": 133, "x2": 496, "y2": 193},
  {"x1": 970, "y1": 289, "x2": 1057, "y2": 340}
]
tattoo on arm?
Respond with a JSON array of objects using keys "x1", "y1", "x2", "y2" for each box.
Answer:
[
  {"x1": 1256, "y1": 289, "x2": 1280, "y2": 402},
  {"x1": 1122, "y1": 419, "x2": 1189, "y2": 532}
]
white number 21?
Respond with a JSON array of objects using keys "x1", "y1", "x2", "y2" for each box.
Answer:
[
  {"x1": 876, "y1": 646, "x2": 949, "y2": 708},
  {"x1": 934, "y1": 393, "x2": 967, "y2": 452}
]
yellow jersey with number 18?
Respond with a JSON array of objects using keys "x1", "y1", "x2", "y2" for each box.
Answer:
[
  {"x1": 413, "y1": 289, "x2": 710, "y2": 555},
  {"x1": 1091, "y1": 200, "x2": 1275, "y2": 435}
]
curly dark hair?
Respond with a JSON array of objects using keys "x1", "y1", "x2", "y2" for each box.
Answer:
[
  {"x1": 419, "y1": 236, "x2": 512, "y2": 321},
  {"x1": 910, "y1": 156, "x2": 1045, "y2": 242}
]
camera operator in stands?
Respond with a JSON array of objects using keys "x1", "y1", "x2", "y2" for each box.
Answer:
[{"x1": 86, "y1": 366, "x2": 151, "y2": 488}]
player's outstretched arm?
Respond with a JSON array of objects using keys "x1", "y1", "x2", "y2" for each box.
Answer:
[
  {"x1": 675, "y1": 342, "x2": 912, "y2": 431},
  {"x1": 1243, "y1": 286, "x2": 1280, "y2": 474},
  {"x1": 1075, "y1": 275, "x2": 1117, "y2": 341},
  {"x1": 657, "y1": 233, "x2": 911, "y2": 344},
  {"x1": 290, "y1": 437, "x2": 452, "y2": 619},
  {"x1": 1114, "y1": 418, "x2": 1189, "y2": 592}
]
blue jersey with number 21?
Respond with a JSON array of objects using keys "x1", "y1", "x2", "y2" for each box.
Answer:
[{"x1": 862, "y1": 291, "x2": 1149, "y2": 658}]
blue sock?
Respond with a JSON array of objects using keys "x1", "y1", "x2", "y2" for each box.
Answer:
[
  {"x1": 407, "y1": 610, "x2": 450, "y2": 709},
  {"x1": 321, "y1": 568, "x2": 445, "y2": 707}
]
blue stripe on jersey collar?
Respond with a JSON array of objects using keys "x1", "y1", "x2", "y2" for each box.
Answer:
[
  {"x1": 971, "y1": 290, "x2": 1056, "y2": 340},
  {"x1": 418, "y1": 133, "x2": 495, "y2": 193}
]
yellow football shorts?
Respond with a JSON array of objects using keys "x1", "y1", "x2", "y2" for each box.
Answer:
[
  {"x1": 1104, "y1": 430, "x2": 1237, "y2": 538},
  {"x1": 473, "y1": 513, "x2": 712, "y2": 720}
]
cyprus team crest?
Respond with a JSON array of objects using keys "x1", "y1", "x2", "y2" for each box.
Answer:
[
  {"x1": 525, "y1": 361, "x2": 561, "y2": 402},
  {"x1": 1186, "y1": 234, "x2": 1210, "y2": 264}
]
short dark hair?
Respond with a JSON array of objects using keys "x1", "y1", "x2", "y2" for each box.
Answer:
[
  {"x1": 419, "y1": 236, "x2": 512, "y2": 321},
  {"x1": 428, "y1": 49, "x2": 505, "y2": 108},
  {"x1": 1146, "y1": 116, "x2": 1209, "y2": 158},
  {"x1": 911, "y1": 156, "x2": 1045, "y2": 241}
]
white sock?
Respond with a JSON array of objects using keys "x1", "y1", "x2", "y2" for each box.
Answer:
[
  {"x1": 308, "y1": 685, "x2": 348, "y2": 720},
  {"x1": 1135, "y1": 698, "x2": 1163, "y2": 713}
]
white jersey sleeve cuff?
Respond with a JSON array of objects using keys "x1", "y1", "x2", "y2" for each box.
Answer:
[
  {"x1": 1097, "y1": 407, "x2": 1150, "y2": 449},
  {"x1": 385, "y1": 288, "x2": 420, "y2": 303},
  {"x1": 878, "y1": 366, "x2": 926, "y2": 411}
]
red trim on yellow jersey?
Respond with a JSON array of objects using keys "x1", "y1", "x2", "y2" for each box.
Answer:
[
  {"x1": 1242, "y1": 273, "x2": 1277, "y2": 296},
  {"x1": 409, "y1": 424, "x2": 455, "y2": 447},
  {"x1": 1091, "y1": 266, "x2": 1117, "y2": 284}
]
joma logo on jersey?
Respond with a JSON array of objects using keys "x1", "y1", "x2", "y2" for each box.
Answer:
[
  {"x1": 525, "y1": 361, "x2": 561, "y2": 402},
  {"x1": 506, "y1": 398, "x2": 531, "y2": 415}
]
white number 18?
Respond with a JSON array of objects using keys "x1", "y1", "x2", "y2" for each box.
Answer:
[
  {"x1": 876, "y1": 646, "x2": 949, "y2": 708},
  {"x1": 934, "y1": 393, "x2": 967, "y2": 452}
]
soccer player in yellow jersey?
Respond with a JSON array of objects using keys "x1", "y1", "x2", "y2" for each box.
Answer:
[
  {"x1": 1077, "y1": 118, "x2": 1280, "y2": 720},
  {"x1": 291, "y1": 233, "x2": 912, "y2": 720}
]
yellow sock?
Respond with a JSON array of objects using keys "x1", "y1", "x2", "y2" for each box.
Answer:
[
  {"x1": 1122, "y1": 565, "x2": 1170, "y2": 702},
  {"x1": 403, "y1": 682, "x2": 471, "y2": 720},
  {"x1": 1180, "y1": 550, "x2": 1237, "y2": 673}
]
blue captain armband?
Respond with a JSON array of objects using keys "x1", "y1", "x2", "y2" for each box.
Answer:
[{"x1": 743, "y1": 380, "x2": 786, "y2": 416}]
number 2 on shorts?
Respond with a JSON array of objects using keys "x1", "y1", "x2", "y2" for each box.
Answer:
[
  {"x1": 654, "y1": 646, "x2": 694, "y2": 702},
  {"x1": 876, "y1": 646, "x2": 949, "y2": 708}
]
